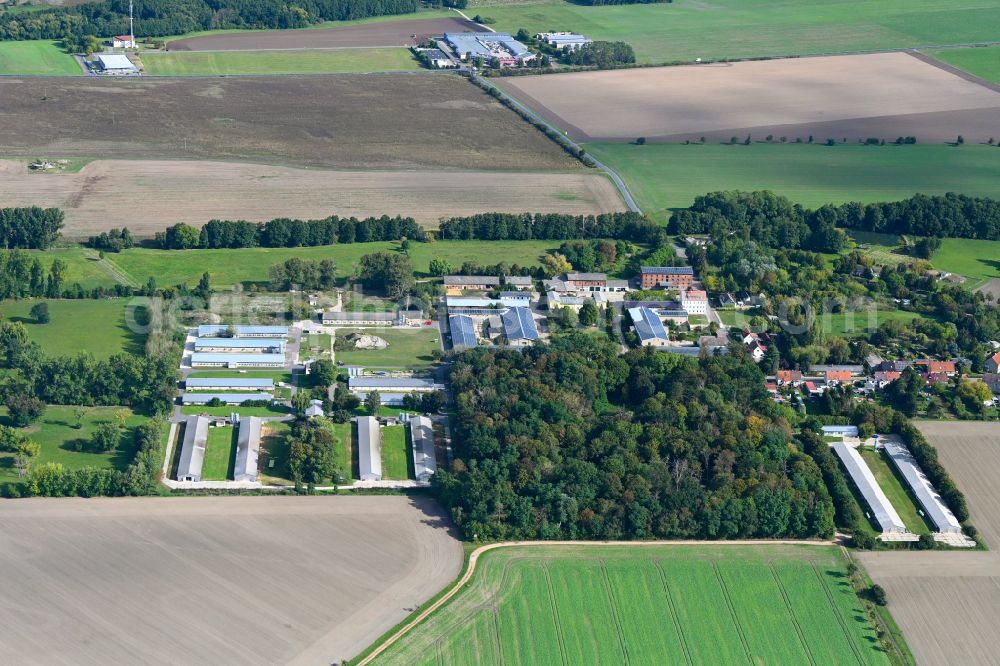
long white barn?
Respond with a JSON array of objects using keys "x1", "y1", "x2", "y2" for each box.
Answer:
[
  {"x1": 883, "y1": 437, "x2": 962, "y2": 534},
  {"x1": 832, "y1": 441, "x2": 906, "y2": 533},
  {"x1": 357, "y1": 416, "x2": 382, "y2": 481}
]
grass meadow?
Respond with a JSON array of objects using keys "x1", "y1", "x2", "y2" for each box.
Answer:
[
  {"x1": 334, "y1": 326, "x2": 441, "y2": 368},
  {"x1": 928, "y1": 45, "x2": 1000, "y2": 83},
  {"x1": 851, "y1": 232, "x2": 1000, "y2": 289},
  {"x1": 0, "y1": 298, "x2": 146, "y2": 359},
  {"x1": 200, "y1": 425, "x2": 237, "y2": 480},
  {"x1": 585, "y1": 143, "x2": 1000, "y2": 218},
  {"x1": 481, "y1": 0, "x2": 1000, "y2": 64},
  {"x1": 379, "y1": 424, "x2": 411, "y2": 480},
  {"x1": 24, "y1": 247, "x2": 119, "y2": 290},
  {"x1": 140, "y1": 47, "x2": 419, "y2": 75},
  {"x1": 368, "y1": 544, "x2": 893, "y2": 666},
  {"x1": 0, "y1": 40, "x2": 79, "y2": 75},
  {"x1": 0, "y1": 406, "x2": 143, "y2": 486},
  {"x1": 104, "y1": 240, "x2": 558, "y2": 288}
]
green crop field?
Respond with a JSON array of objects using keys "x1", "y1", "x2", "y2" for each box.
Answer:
[
  {"x1": 929, "y1": 45, "x2": 1000, "y2": 83},
  {"x1": 0, "y1": 40, "x2": 79, "y2": 75},
  {"x1": 335, "y1": 326, "x2": 440, "y2": 368},
  {"x1": 140, "y1": 47, "x2": 419, "y2": 75},
  {"x1": 369, "y1": 544, "x2": 893, "y2": 665},
  {"x1": 0, "y1": 298, "x2": 146, "y2": 359},
  {"x1": 859, "y1": 447, "x2": 934, "y2": 534},
  {"x1": 0, "y1": 406, "x2": 144, "y2": 486},
  {"x1": 379, "y1": 424, "x2": 410, "y2": 480},
  {"x1": 104, "y1": 240, "x2": 558, "y2": 288},
  {"x1": 201, "y1": 425, "x2": 237, "y2": 480},
  {"x1": 585, "y1": 143, "x2": 1000, "y2": 219},
  {"x1": 481, "y1": 0, "x2": 1000, "y2": 64}
]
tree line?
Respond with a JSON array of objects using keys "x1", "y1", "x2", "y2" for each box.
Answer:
[
  {"x1": 0, "y1": 321, "x2": 177, "y2": 414},
  {"x1": 670, "y1": 191, "x2": 1000, "y2": 246},
  {"x1": 0, "y1": 207, "x2": 63, "y2": 250},
  {"x1": 0, "y1": 0, "x2": 417, "y2": 42},
  {"x1": 8, "y1": 419, "x2": 165, "y2": 498},
  {"x1": 158, "y1": 215, "x2": 426, "y2": 249},
  {"x1": 439, "y1": 212, "x2": 663, "y2": 243},
  {"x1": 561, "y1": 41, "x2": 636, "y2": 68},
  {"x1": 433, "y1": 334, "x2": 835, "y2": 541}
]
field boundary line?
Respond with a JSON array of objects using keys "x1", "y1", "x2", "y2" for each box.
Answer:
[
  {"x1": 653, "y1": 559, "x2": 694, "y2": 665},
  {"x1": 599, "y1": 559, "x2": 631, "y2": 665},
  {"x1": 541, "y1": 561, "x2": 570, "y2": 666},
  {"x1": 768, "y1": 562, "x2": 818, "y2": 666},
  {"x1": 470, "y1": 74, "x2": 642, "y2": 214},
  {"x1": 810, "y1": 562, "x2": 866, "y2": 666},
  {"x1": 354, "y1": 539, "x2": 834, "y2": 665},
  {"x1": 711, "y1": 561, "x2": 754, "y2": 665}
]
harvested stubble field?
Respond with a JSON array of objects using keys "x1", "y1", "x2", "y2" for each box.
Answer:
[
  {"x1": 371, "y1": 544, "x2": 890, "y2": 665},
  {"x1": 167, "y1": 16, "x2": 478, "y2": 51},
  {"x1": 0, "y1": 75, "x2": 579, "y2": 171},
  {"x1": 496, "y1": 53, "x2": 1000, "y2": 144},
  {"x1": 0, "y1": 496, "x2": 463, "y2": 665},
  {"x1": 859, "y1": 421, "x2": 1000, "y2": 666},
  {"x1": 0, "y1": 160, "x2": 622, "y2": 237}
]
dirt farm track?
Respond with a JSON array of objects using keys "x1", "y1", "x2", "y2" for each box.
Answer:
[
  {"x1": 496, "y1": 52, "x2": 1000, "y2": 144},
  {"x1": 859, "y1": 421, "x2": 1000, "y2": 666},
  {"x1": 0, "y1": 74, "x2": 579, "y2": 171},
  {"x1": 0, "y1": 496, "x2": 463, "y2": 665},
  {"x1": 167, "y1": 17, "x2": 478, "y2": 51}
]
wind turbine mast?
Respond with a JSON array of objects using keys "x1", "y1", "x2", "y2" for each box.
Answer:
[{"x1": 129, "y1": 0, "x2": 135, "y2": 47}]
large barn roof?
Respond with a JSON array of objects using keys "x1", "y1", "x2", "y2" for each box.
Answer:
[
  {"x1": 832, "y1": 441, "x2": 906, "y2": 533},
  {"x1": 628, "y1": 306, "x2": 668, "y2": 343},
  {"x1": 357, "y1": 416, "x2": 382, "y2": 481},
  {"x1": 502, "y1": 307, "x2": 538, "y2": 341},
  {"x1": 449, "y1": 314, "x2": 478, "y2": 349},
  {"x1": 410, "y1": 415, "x2": 436, "y2": 482},
  {"x1": 234, "y1": 417, "x2": 262, "y2": 482},
  {"x1": 883, "y1": 438, "x2": 962, "y2": 533},
  {"x1": 186, "y1": 377, "x2": 274, "y2": 389}
]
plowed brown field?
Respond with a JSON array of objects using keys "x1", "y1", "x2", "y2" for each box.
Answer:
[
  {"x1": 2, "y1": 160, "x2": 623, "y2": 237},
  {"x1": 0, "y1": 74, "x2": 578, "y2": 171}
]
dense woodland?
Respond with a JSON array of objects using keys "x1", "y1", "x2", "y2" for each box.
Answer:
[
  {"x1": 159, "y1": 215, "x2": 426, "y2": 249},
  {"x1": 0, "y1": 0, "x2": 417, "y2": 41},
  {"x1": 439, "y1": 212, "x2": 663, "y2": 243},
  {"x1": 671, "y1": 191, "x2": 1000, "y2": 243},
  {"x1": 434, "y1": 334, "x2": 836, "y2": 541},
  {"x1": 0, "y1": 207, "x2": 64, "y2": 250}
]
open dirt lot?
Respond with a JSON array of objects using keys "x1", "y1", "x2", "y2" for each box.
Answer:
[
  {"x1": 858, "y1": 421, "x2": 1000, "y2": 666},
  {"x1": 0, "y1": 496, "x2": 463, "y2": 665},
  {"x1": 0, "y1": 74, "x2": 578, "y2": 171},
  {"x1": 975, "y1": 278, "x2": 1000, "y2": 300},
  {"x1": 168, "y1": 17, "x2": 478, "y2": 51},
  {"x1": 497, "y1": 52, "x2": 1000, "y2": 143},
  {"x1": 0, "y1": 159, "x2": 622, "y2": 237}
]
